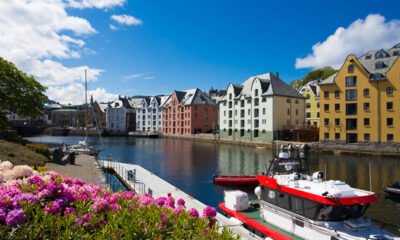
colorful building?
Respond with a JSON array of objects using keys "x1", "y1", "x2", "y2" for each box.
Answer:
[
  {"x1": 218, "y1": 72, "x2": 305, "y2": 142},
  {"x1": 298, "y1": 80, "x2": 320, "y2": 127},
  {"x1": 162, "y1": 88, "x2": 218, "y2": 135},
  {"x1": 319, "y1": 43, "x2": 400, "y2": 143},
  {"x1": 135, "y1": 96, "x2": 168, "y2": 133}
]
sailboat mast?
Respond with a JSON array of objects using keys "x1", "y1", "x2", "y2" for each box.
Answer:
[{"x1": 85, "y1": 69, "x2": 88, "y2": 137}]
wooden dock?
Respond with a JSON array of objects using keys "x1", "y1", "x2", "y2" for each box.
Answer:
[{"x1": 98, "y1": 159, "x2": 262, "y2": 239}]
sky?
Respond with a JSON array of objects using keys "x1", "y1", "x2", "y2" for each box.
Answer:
[{"x1": 0, "y1": 0, "x2": 400, "y2": 104}]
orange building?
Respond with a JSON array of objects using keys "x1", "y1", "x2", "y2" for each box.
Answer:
[{"x1": 162, "y1": 88, "x2": 218, "y2": 135}]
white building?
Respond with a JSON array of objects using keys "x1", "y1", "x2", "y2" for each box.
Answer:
[
  {"x1": 219, "y1": 72, "x2": 305, "y2": 142},
  {"x1": 105, "y1": 99, "x2": 135, "y2": 134},
  {"x1": 135, "y1": 96, "x2": 168, "y2": 132}
]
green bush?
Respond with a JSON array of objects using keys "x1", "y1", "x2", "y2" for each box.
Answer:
[{"x1": 25, "y1": 143, "x2": 50, "y2": 159}]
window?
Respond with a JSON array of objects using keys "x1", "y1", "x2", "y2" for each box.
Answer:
[
  {"x1": 277, "y1": 192, "x2": 290, "y2": 210},
  {"x1": 387, "y1": 102, "x2": 393, "y2": 110},
  {"x1": 324, "y1": 91, "x2": 329, "y2": 98},
  {"x1": 317, "y1": 112, "x2": 320, "y2": 118},
  {"x1": 335, "y1": 133, "x2": 340, "y2": 140},
  {"x1": 393, "y1": 51, "x2": 400, "y2": 56},
  {"x1": 306, "y1": 112, "x2": 311, "y2": 118},
  {"x1": 346, "y1": 76, "x2": 357, "y2": 87},
  {"x1": 375, "y1": 61, "x2": 386, "y2": 69},
  {"x1": 286, "y1": 99, "x2": 291, "y2": 103},
  {"x1": 254, "y1": 98, "x2": 259, "y2": 106},
  {"x1": 228, "y1": 102, "x2": 232, "y2": 108},
  {"x1": 364, "y1": 134, "x2": 370, "y2": 142},
  {"x1": 335, "y1": 118, "x2": 340, "y2": 126},
  {"x1": 234, "y1": 101, "x2": 238, "y2": 105},
  {"x1": 254, "y1": 129, "x2": 259, "y2": 137},
  {"x1": 254, "y1": 109, "x2": 259, "y2": 118},
  {"x1": 306, "y1": 94, "x2": 310, "y2": 99},
  {"x1": 317, "y1": 102, "x2": 320, "y2": 108},
  {"x1": 262, "y1": 97, "x2": 266, "y2": 102},
  {"x1": 334, "y1": 90, "x2": 340, "y2": 98},
  {"x1": 324, "y1": 133, "x2": 329, "y2": 140},
  {"x1": 228, "y1": 111, "x2": 232, "y2": 118},
  {"x1": 235, "y1": 110, "x2": 237, "y2": 116},
  {"x1": 376, "y1": 50, "x2": 389, "y2": 59},
  {"x1": 229, "y1": 94, "x2": 232, "y2": 100},
  {"x1": 291, "y1": 197, "x2": 304, "y2": 216},
  {"x1": 262, "y1": 108, "x2": 266, "y2": 115},
  {"x1": 287, "y1": 109, "x2": 290, "y2": 115},
  {"x1": 386, "y1": 87, "x2": 393, "y2": 96},
  {"x1": 335, "y1": 104, "x2": 340, "y2": 111},
  {"x1": 363, "y1": 88, "x2": 369, "y2": 97},
  {"x1": 254, "y1": 120, "x2": 259, "y2": 128},
  {"x1": 296, "y1": 109, "x2": 298, "y2": 115},
  {"x1": 346, "y1": 90, "x2": 357, "y2": 101},
  {"x1": 324, "y1": 118, "x2": 329, "y2": 126},
  {"x1": 346, "y1": 103, "x2": 357, "y2": 115},
  {"x1": 240, "y1": 100, "x2": 245, "y2": 107},
  {"x1": 348, "y1": 64, "x2": 354, "y2": 73},
  {"x1": 346, "y1": 119, "x2": 357, "y2": 130},
  {"x1": 240, "y1": 120, "x2": 245, "y2": 128},
  {"x1": 363, "y1": 102, "x2": 370, "y2": 111},
  {"x1": 295, "y1": 99, "x2": 299, "y2": 104},
  {"x1": 365, "y1": 54, "x2": 372, "y2": 60},
  {"x1": 306, "y1": 103, "x2": 311, "y2": 108},
  {"x1": 364, "y1": 118, "x2": 370, "y2": 126},
  {"x1": 387, "y1": 118, "x2": 393, "y2": 126},
  {"x1": 248, "y1": 109, "x2": 251, "y2": 115},
  {"x1": 324, "y1": 104, "x2": 329, "y2": 112},
  {"x1": 240, "y1": 110, "x2": 245, "y2": 118},
  {"x1": 387, "y1": 134, "x2": 394, "y2": 142},
  {"x1": 255, "y1": 89, "x2": 259, "y2": 96}
]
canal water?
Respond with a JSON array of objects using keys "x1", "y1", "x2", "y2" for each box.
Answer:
[{"x1": 27, "y1": 136, "x2": 400, "y2": 232}]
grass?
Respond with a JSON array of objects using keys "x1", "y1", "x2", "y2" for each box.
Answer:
[{"x1": 0, "y1": 140, "x2": 47, "y2": 166}]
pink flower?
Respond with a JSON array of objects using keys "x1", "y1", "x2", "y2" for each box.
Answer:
[
  {"x1": 177, "y1": 198, "x2": 185, "y2": 207},
  {"x1": 188, "y1": 208, "x2": 199, "y2": 218},
  {"x1": 91, "y1": 198, "x2": 108, "y2": 213},
  {"x1": 5, "y1": 208, "x2": 26, "y2": 226},
  {"x1": 202, "y1": 206, "x2": 217, "y2": 218},
  {"x1": 110, "y1": 203, "x2": 120, "y2": 212},
  {"x1": 174, "y1": 206, "x2": 184, "y2": 216},
  {"x1": 64, "y1": 207, "x2": 76, "y2": 216},
  {"x1": 74, "y1": 213, "x2": 94, "y2": 226},
  {"x1": 155, "y1": 197, "x2": 167, "y2": 207}
]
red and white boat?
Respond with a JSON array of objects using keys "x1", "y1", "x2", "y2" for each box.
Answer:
[
  {"x1": 220, "y1": 152, "x2": 400, "y2": 240},
  {"x1": 213, "y1": 175, "x2": 259, "y2": 186}
]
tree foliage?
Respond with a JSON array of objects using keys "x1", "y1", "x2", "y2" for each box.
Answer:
[
  {"x1": 291, "y1": 66, "x2": 338, "y2": 90},
  {"x1": 0, "y1": 57, "x2": 47, "y2": 129}
]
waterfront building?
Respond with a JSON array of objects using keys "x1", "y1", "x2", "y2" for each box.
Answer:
[
  {"x1": 218, "y1": 72, "x2": 305, "y2": 142},
  {"x1": 298, "y1": 80, "x2": 320, "y2": 127},
  {"x1": 319, "y1": 43, "x2": 400, "y2": 143},
  {"x1": 162, "y1": 88, "x2": 218, "y2": 135},
  {"x1": 51, "y1": 107, "x2": 85, "y2": 128},
  {"x1": 135, "y1": 96, "x2": 168, "y2": 133},
  {"x1": 105, "y1": 97, "x2": 136, "y2": 134}
]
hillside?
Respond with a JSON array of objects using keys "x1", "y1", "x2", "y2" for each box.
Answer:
[{"x1": 0, "y1": 140, "x2": 47, "y2": 166}]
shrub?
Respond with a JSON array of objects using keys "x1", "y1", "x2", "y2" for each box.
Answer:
[
  {"x1": 0, "y1": 172, "x2": 238, "y2": 240},
  {"x1": 26, "y1": 143, "x2": 50, "y2": 159}
]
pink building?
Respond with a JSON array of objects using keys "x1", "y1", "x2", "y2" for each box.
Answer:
[{"x1": 162, "y1": 88, "x2": 218, "y2": 135}]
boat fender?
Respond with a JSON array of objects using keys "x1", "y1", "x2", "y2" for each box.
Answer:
[
  {"x1": 312, "y1": 171, "x2": 324, "y2": 181},
  {"x1": 254, "y1": 186, "x2": 261, "y2": 199}
]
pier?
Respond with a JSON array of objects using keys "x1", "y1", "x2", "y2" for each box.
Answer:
[{"x1": 97, "y1": 157, "x2": 262, "y2": 240}]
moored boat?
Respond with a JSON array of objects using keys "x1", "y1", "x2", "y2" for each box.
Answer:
[
  {"x1": 219, "y1": 154, "x2": 400, "y2": 240},
  {"x1": 213, "y1": 175, "x2": 259, "y2": 186},
  {"x1": 384, "y1": 180, "x2": 400, "y2": 195}
]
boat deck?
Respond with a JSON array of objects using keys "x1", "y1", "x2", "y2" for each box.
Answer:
[{"x1": 240, "y1": 207, "x2": 304, "y2": 240}]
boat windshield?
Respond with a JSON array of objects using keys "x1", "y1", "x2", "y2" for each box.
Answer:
[{"x1": 316, "y1": 204, "x2": 369, "y2": 221}]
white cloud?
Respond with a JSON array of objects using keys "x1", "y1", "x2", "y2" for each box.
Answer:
[
  {"x1": 66, "y1": 0, "x2": 125, "y2": 9},
  {"x1": 122, "y1": 72, "x2": 153, "y2": 81},
  {"x1": 47, "y1": 84, "x2": 118, "y2": 104},
  {"x1": 109, "y1": 24, "x2": 118, "y2": 30},
  {"x1": 0, "y1": 0, "x2": 119, "y2": 104},
  {"x1": 111, "y1": 14, "x2": 142, "y2": 26},
  {"x1": 295, "y1": 14, "x2": 400, "y2": 69}
]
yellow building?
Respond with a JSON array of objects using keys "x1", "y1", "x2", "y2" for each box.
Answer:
[
  {"x1": 299, "y1": 81, "x2": 320, "y2": 127},
  {"x1": 319, "y1": 43, "x2": 400, "y2": 143}
]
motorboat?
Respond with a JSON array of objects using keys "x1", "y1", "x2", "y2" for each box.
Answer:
[
  {"x1": 219, "y1": 152, "x2": 399, "y2": 240},
  {"x1": 384, "y1": 180, "x2": 400, "y2": 196}
]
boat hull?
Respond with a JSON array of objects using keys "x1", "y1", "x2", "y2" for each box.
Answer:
[
  {"x1": 384, "y1": 186, "x2": 400, "y2": 195},
  {"x1": 213, "y1": 175, "x2": 259, "y2": 186}
]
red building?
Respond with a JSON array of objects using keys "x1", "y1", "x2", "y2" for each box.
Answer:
[{"x1": 162, "y1": 88, "x2": 218, "y2": 135}]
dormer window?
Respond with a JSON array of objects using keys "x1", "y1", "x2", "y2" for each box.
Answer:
[
  {"x1": 365, "y1": 54, "x2": 372, "y2": 60},
  {"x1": 375, "y1": 61, "x2": 386, "y2": 69},
  {"x1": 348, "y1": 64, "x2": 354, "y2": 73},
  {"x1": 393, "y1": 51, "x2": 399, "y2": 56},
  {"x1": 375, "y1": 50, "x2": 389, "y2": 59}
]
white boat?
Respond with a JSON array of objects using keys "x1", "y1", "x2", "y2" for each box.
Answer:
[{"x1": 220, "y1": 152, "x2": 400, "y2": 240}]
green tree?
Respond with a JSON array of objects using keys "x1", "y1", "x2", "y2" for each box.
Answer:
[
  {"x1": 0, "y1": 57, "x2": 47, "y2": 129},
  {"x1": 302, "y1": 66, "x2": 338, "y2": 86}
]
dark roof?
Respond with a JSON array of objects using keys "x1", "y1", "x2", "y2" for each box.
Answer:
[
  {"x1": 174, "y1": 91, "x2": 186, "y2": 102},
  {"x1": 309, "y1": 85, "x2": 318, "y2": 96}
]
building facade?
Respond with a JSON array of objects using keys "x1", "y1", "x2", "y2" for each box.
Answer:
[
  {"x1": 319, "y1": 43, "x2": 400, "y2": 143},
  {"x1": 135, "y1": 96, "x2": 167, "y2": 132},
  {"x1": 299, "y1": 81, "x2": 320, "y2": 127},
  {"x1": 219, "y1": 72, "x2": 305, "y2": 142},
  {"x1": 162, "y1": 88, "x2": 218, "y2": 135},
  {"x1": 105, "y1": 98, "x2": 136, "y2": 134}
]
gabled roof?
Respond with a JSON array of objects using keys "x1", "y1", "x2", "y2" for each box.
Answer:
[
  {"x1": 319, "y1": 73, "x2": 338, "y2": 85},
  {"x1": 163, "y1": 89, "x2": 216, "y2": 107}
]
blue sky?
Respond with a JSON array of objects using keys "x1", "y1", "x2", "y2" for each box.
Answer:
[{"x1": 1, "y1": 1, "x2": 399, "y2": 103}]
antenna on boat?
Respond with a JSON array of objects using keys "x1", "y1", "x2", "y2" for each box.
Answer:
[{"x1": 369, "y1": 161, "x2": 372, "y2": 192}]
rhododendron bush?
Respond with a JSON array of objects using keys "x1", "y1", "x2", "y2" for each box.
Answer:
[{"x1": 0, "y1": 170, "x2": 237, "y2": 239}]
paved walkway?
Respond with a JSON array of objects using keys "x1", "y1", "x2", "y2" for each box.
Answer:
[{"x1": 46, "y1": 154, "x2": 106, "y2": 188}]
